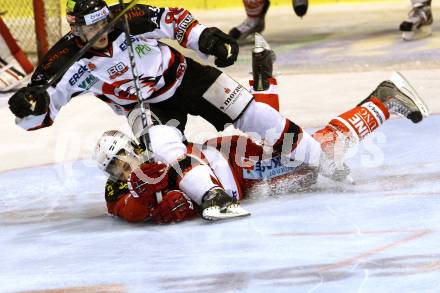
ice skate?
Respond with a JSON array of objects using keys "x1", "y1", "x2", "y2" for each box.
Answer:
[
  {"x1": 293, "y1": 0, "x2": 308, "y2": 17},
  {"x1": 365, "y1": 72, "x2": 430, "y2": 123},
  {"x1": 201, "y1": 187, "x2": 250, "y2": 221},
  {"x1": 252, "y1": 33, "x2": 276, "y2": 91},
  {"x1": 400, "y1": 1, "x2": 433, "y2": 40},
  {"x1": 229, "y1": 16, "x2": 266, "y2": 42}
]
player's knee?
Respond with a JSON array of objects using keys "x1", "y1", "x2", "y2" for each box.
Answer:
[
  {"x1": 149, "y1": 125, "x2": 186, "y2": 163},
  {"x1": 235, "y1": 100, "x2": 285, "y2": 141}
]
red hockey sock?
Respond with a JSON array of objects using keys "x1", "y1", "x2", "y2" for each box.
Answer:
[
  {"x1": 313, "y1": 97, "x2": 390, "y2": 156},
  {"x1": 249, "y1": 77, "x2": 279, "y2": 111}
]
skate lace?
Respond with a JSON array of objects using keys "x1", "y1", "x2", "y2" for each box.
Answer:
[
  {"x1": 407, "y1": 4, "x2": 431, "y2": 23},
  {"x1": 387, "y1": 99, "x2": 411, "y2": 117}
]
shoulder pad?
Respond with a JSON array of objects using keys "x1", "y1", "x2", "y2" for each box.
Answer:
[
  {"x1": 105, "y1": 179, "x2": 129, "y2": 202},
  {"x1": 30, "y1": 33, "x2": 81, "y2": 86},
  {"x1": 110, "y1": 4, "x2": 164, "y2": 34}
]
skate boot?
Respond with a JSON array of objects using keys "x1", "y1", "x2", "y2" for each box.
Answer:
[
  {"x1": 400, "y1": 0, "x2": 433, "y2": 40},
  {"x1": 229, "y1": 16, "x2": 266, "y2": 41},
  {"x1": 252, "y1": 33, "x2": 276, "y2": 91},
  {"x1": 293, "y1": 0, "x2": 308, "y2": 17},
  {"x1": 201, "y1": 187, "x2": 250, "y2": 221},
  {"x1": 229, "y1": 0, "x2": 270, "y2": 41},
  {"x1": 362, "y1": 72, "x2": 430, "y2": 123}
]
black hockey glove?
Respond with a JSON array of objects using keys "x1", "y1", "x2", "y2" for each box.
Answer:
[
  {"x1": 198, "y1": 27, "x2": 239, "y2": 68},
  {"x1": 8, "y1": 87, "x2": 49, "y2": 119}
]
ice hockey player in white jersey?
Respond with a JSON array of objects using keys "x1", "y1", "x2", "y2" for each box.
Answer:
[
  {"x1": 6, "y1": 0, "x2": 317, "y2": 220},
  {"x1": 400, "y1": 0, "x2": 434, "y2": 40}
]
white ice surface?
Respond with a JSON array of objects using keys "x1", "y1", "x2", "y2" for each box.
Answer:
[
  {"x1": 1, "y1": 2, "x2": 440, "y2": 292},
  {"x1": 0, "y1": 117, "x2": 439, "y2": 293}
]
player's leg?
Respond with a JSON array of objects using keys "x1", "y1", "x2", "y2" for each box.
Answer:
[
  {"x1": 128, "y1": 69, "x2": 251, "y2": 221},
  {"x1": 400, "y1": 0, "x2": 433, "y2": 40},
  {"x1": 313, "y1": 72, "x2": 429, "y2": 180},
  {"x1": 293, "y1": 0, "x2": 308, "y2": 17},
  {"x1": 229, "y1": 0, "x2": 270, "y2": 41}
]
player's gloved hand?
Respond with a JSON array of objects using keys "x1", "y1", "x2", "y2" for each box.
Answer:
[
  {"x1": 8, "y1": 87, "x2": 49, "y2": 118},
  {"x1": 151, "y1": 190, "x2": 197, "y2": 224},
  {"x1": 198, "y1": 27, "x2": 239, "y2": 68},
  {"x1": 128, "y1": 162, "x2": 168, "y2": 198}
]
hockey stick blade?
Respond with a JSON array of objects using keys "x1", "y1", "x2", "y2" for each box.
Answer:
[{"x1": 33, "y1": 0, "x2": 139, "y2": 93}]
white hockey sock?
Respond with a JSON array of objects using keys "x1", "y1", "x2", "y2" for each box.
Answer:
[{"x1": 178, "y1": 164, "x2": 220, "y2": 205}]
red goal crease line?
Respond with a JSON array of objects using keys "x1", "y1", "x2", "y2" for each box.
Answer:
[{"x1": 271, "y1": 229, "x2": 434, "y2": 272}]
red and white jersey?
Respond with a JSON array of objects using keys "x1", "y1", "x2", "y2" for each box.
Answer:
[
  {"x1": 189, "y1": 135, "x2": 318, "y2": 200},
  {"x1": 17, "y1": 4, "x2": 208, "y2": 131}
]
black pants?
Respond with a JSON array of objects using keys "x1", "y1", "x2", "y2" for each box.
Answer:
[{"x1": 149, "y1": 58, "x2": 244, "y2": 133}]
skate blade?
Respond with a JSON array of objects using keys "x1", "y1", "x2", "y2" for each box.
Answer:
[
  {"x1": 202, "y1": 205, "x2": 251, "y2": 221},
  {"x1": 390, "y1": 72, "x2": 430, "y2": 118},
  {"x1": 402, "y1": 25, "x2": 432, "y2": 41}
]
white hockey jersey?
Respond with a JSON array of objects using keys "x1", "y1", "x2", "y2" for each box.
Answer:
[{"x1": 17, "y1": 4, "x2": 208, "y2": 130}]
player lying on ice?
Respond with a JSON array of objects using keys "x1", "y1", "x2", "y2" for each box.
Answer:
[{"x1": 93, "y1": 36, "x2": 429, "y2": 224}]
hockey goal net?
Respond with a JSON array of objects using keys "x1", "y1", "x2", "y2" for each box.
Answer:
[{"x1": 0, "y1": 0, "x2": 63, "y2": 64}]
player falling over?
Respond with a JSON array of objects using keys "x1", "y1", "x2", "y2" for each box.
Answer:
[{"x1": 93, "y1": 35, "x2": 429, "y2": 224}]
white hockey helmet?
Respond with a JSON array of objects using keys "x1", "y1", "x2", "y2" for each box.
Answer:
[{"x1": 94, "y1": 130, "x2": 141, "y2": 177}]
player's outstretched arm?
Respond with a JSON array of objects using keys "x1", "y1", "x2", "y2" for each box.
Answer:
[
  {"x1": 8, "y1": 35, "x2": 84, "y2": 131},
  {"x1": 198, "y1": 27, "x2": 239, "y2": 68},
  {"x1": 129, "y1": 5, "x2": 238, "y2": 67}
]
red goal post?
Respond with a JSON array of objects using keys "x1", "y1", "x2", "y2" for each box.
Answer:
[{"x1": 0, "y1": 0, "x2": 63, "y2": 64}]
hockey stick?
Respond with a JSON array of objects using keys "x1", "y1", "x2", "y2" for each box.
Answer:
[
  {"x1": 33, "y1": 0, "x2": 139, "y2": 92},
  {"x1": 118, "y1": 0, "x2": 163, "y2": 202}
]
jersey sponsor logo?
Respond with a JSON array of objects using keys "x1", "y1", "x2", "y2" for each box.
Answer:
[
  {"x1": 69, "y1": 63, "x2": 95, "y2": 86},
  {"x1": 78, "y1": 74, "x2": 98, "y2": 90},
  {"x1": 42, "y1": 48, "x2": 70, "y2": 70},
  {"x1": 220, "y1": 84, "x2": 244, "y2": 111},
  {"x1": 107, "y1": 62, "x2": 129, "y2": 80},
  {"x1": 135, "y1": 44, "x2": 152, "y2": 58},
  {"x1": 119, "y1": 36, "x2": 145, "y2": 51},
  {"x1": 364, "y1": 102, "x2": 385, "y2": 124},
  {"x1": 242, "y1": 156, "x2": 298, "y2": 180},
  {"x1": 175, "y1": 13, "x2": 195, "y2": 44},
  {"x1": 347, "y1": 107, "x2": 380, "y2": 139}
]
